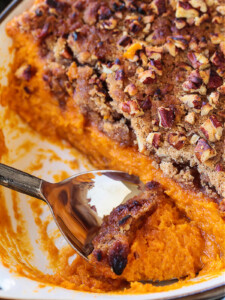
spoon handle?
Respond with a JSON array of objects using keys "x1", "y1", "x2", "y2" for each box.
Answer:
[{"x1": 0, "y1": 163, "x2": 46, "y2": 201}]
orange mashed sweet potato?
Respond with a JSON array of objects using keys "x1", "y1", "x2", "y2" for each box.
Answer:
[{"x1": 0, "y1": 18, "x2": 225, "y2": 295}]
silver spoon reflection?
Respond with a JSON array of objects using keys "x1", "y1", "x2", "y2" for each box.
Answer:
[{"x1": 0, "y1": 163, "x2": 141, "y2": 259}]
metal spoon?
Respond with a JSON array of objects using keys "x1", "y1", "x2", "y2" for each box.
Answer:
[{"x1": 0, "y1": 163, "x2": 141, "y2": 260}]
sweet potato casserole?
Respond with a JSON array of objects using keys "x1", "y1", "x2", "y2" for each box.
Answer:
[{"x1": 1, "y1": 0, "x2": 225, "y2": 294}]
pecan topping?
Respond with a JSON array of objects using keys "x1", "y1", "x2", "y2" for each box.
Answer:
[
  {"x1": 180, "y1": 94, "x2": 202, "y2": 111},
  {"x1": 176, "y1": 1, "x2": 199, "y2": 19},
  {"x1": 146, "y1": 132, "x2": 162, "y2": 149},
  {"x1": 175, "y1": 18, "x2": 186, "y2": 29},
  {"x1": 185, "y1": 112, "x2": 195, "y2": 124},
  {"x1": 190, "y1": 134, "x2": 200, "y2": 145},
  {"x1": 158, "y1": 107, "x2": 175, "y2": 128},
  {"x1": 210, "y1": 51, "x2": 225, "y2": 69},
  {"x1": 167, "y1": 35, "x2": 190, "y2": 50},
  {"x1": 138, "y1": 70, "x2": 155, "y2": 84},
  {"x1": 200, "y1": 115, "x2": 223, "y2": 142},
  {"x1": 195, "y1": 139, "x2": 217, "y2": 162},
  {"x1": 121, "y1": 100, "x2": 144, "y2": 116},
  {"x1": 187, "y1": 52, "x2": 209, "y2": 70},
  {"x1": 215, "y1": 164, "x2": 224, "y2": 172},
  {"x1": 150, "y1": 0, "x2": 167, "y2": 15},
  {"x1": 167, "y1": 132, "x2": 187, "y2": 150},
  {"x1": 124, "y1": 83, "x2": 138, "y2": 96},
  {"x1": 98, "y1": 5, "x2": 112, "y2": 20},
  {"x1": 118, "y1": 35, "x2": 132, "y2": 47},
  {"x1": 201, "y1": 103, "x2": 213, "y2": 116},
  {"x1": 190, "y1": 0, "x2": 207, "y2": 12},
  {"x1": 207, "y1": 70, "x2": 223, "y2": 89},
  {"x1": 208, "y1": 91, "x2": 220, "y2": 107},
  {"x1": 217, "y1": 5, "x2": 225, "y2": 15}
]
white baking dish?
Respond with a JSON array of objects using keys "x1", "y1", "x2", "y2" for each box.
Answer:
[{"x1": 0, "y1": 1, "x2": 224, "y2": 299}]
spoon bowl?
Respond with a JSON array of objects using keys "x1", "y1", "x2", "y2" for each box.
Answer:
[{"x1": 0, "y1": 164, "x2": 141, "y2": 259}]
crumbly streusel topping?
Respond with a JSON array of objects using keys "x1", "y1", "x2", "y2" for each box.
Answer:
[{"x1": 9, "y1": 0, "x2": 225, "y2": 198}]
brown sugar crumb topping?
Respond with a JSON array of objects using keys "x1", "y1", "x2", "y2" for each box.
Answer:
[{"x1": 10, "y1": 0, "x2": 225, "y2": 198}]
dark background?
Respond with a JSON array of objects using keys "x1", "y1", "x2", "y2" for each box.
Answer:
[{"x1": 0, "y1": 0, "x2": 12, "y2": 13}]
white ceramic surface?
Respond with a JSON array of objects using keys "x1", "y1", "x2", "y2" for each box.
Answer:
[{"x1": 0, "y1": 1, "x2": 224, "y2": 299}]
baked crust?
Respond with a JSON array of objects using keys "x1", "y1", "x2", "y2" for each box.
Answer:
[{"x1": 6, "y1": 0, "x2": 225, "y2": 199}]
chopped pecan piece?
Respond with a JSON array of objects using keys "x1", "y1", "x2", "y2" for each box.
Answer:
[
  {"x1": 167, "y1": 132, "x2": 187, "y2": 150},
  {"x1": 150, "y1": 0, "x2": 167, "y2": 15},
  {"x1": 195, "y1": 139, "x2": 217, "y2": 162},
  {"x1": 180, "y1": 94, "x2": 202, "y2": 111},
  {"x1": 199, "y1": 69, "x2": 210, "y2": 85},
  {"x1": 210, "y1": 33, "x2": 223, "y2": 45},
  {"x1": 207, "y1": 70, "x2": 223, "y2": 89},
  {"x1": 201, "y1": 103, "x2": 213, "y2": 116},
  {"x1": 195, "y1": 13, "x2": 209, "y2": 26},
  {"x1": 176, "y1": 1, "x2": 199, "y2": 19},
  {"x1": 217, "y1": 5, "x2": 225, "y2": 15},
  {"x1": 167, "y1": 35, "x2": 190, "y2": 50},
  {"x1": 146, "y1": 132, "x2": 162, "y2": 149},
  {"x1": 185, "y1": 112, "x2": 195, "y2": 124},
  {"x1": 200, "y1": 115, "x2": 223, "y2": 142},
  {"x1": 124, "y1": 83, "x2": 138, "y2": 96},
  {"x1": 145, "y1": 46, "x2": 163, "y2": 60},
  {"x1": 138, "y1": 69, "x2": 155, "y2": 84},
  {"x1": 164, "y1": 41, "x2": 176, "y2": 57},
  {"x1": 189, "y1": 0, "x2": 207, "y2": 13},
  {"x1": 208, "y1": 91, "x2": 220, "y2": 107},
  {"x1": 215, "y1": 164, "x2": 224, "y2": 172},
  {"x1": 175, "y1": 18, "x2": 186, "y2": 29},
  {"x1": 149, "y1": 60, "x2": 163, "y2": 76},
  {"x1": 121, "y1": 100, "x2": 144, "y2": 117},
  {"x1": 210, "y1": 51, "x2": 225, "y2": 68},
  {"x1": 100, "y1": 18, "x2": 117, "y2": 30},
  {"x1": 190, "y1": 134, "x2": 200, "y2": 144},
  {"x1": 118, "y1": 35, "x2": 132, "y2": 47},
  {"x1": 158, "y1": 107, "x2": 175, "y2": 128},
  {"x1": 220, "y1": 41, "x2": 225, "y2": 56},
  {"x1": 217, "y1": 84, "x2": 225, "y2": 95},
  {"x1": 98, "y1": 5, "x2": 112, "y2": 20},
  {"x1": 187, "y1": 52, "x2": 209, "y2": 70}
]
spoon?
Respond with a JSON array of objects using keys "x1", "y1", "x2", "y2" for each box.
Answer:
[{"x1": 0, "y1": 163, "x2": 141, "y2": 260}]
